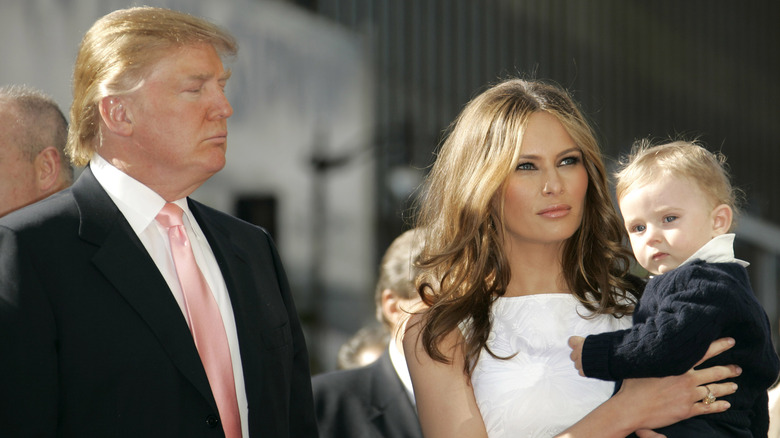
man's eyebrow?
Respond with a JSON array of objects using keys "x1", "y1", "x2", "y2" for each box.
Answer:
[{"x1": 186, "y1": 70, "x2": 232, "y2": 82}]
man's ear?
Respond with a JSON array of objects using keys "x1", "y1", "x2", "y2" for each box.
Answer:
[
  {"x1": 98, "y1": 96, "x2": 133, "y2": 136},
  {"x1": 711, "y1": 204, "x2": 733, "y2": 236},
  {"x1": 381, "y1": 289, "x2": 401, "y2": 326},
  {"x1": 34, "y1": 147, "x2": 62, "y2": 193}
]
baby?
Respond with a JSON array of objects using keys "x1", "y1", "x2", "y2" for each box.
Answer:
[{"x1": 568, "y1": 140, "x2": 780, "y2": 437}]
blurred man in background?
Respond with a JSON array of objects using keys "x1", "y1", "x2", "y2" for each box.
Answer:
[
  {"x1": 312, "y1": 228, "x2": 424, "y2": 438},
  {"x1": 0, "y1": 84, "x2": 71, "y2": 217}
]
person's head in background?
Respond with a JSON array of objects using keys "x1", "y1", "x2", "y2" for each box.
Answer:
[
  {"x1": 337, "y1": 229, "x2": 423, "y2": 369},
  {"x1": 336, "y1": 324, "x2": 391, "y2": 370},
  {"x1": 615, "y1": 139, "x2": 739, "y2": 275},
  {"x1": 374, "y1": 228, "x2": 425, "y2": 343},
  {"x1": 0, "y1": 85, "x2": 71, "y2": 217},
  {"x1": 334, "y1": 228, "x2": 424, "y2": 370}
]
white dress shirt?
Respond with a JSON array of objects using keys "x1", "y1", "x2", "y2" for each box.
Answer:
[
  {"x1": 90, "y1": 155, "x2": 249, "y2": 437},
  {"x1": 388, "y1": 337, "x2": 415, "y2": 406}
]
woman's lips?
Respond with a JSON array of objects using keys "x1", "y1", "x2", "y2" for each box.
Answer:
[{"x1": 537, "y1": 204, "x2": 571, "y2": 218}]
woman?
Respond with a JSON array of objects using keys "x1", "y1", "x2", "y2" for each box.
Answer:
[{"x1": 403, "y1": 78, "x2": 739, "y2": 438}]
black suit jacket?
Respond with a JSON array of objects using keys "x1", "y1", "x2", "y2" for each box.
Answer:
[
  {"x1": 0, "y1": 168, "x2": 318, "y2": 437},
  {"x1": 312, "y1": 351, "x2": 422, "y2": 438}
]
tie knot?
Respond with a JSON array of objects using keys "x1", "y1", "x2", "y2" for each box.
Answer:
[{"x1": 156, "y1": 203, "x2": 185, "y2": 228}]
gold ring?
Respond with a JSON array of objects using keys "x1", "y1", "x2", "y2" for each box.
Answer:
[{"x1": 703, "y1": 385, "x2": 716, "y2": 405}]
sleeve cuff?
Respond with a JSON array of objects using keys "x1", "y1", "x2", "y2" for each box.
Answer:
[{"x1": 582, "y1": 333, "x2": 617, "y2": 381}]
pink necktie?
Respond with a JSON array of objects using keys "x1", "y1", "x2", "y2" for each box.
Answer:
[{"x1": 156, "y1": 203, "x2": 242, "y2": 438}]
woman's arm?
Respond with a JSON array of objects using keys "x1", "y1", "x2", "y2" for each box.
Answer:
[
  {"x1": 556, "y1": 337, "x2": 741, "y2": 438},
  {"x1": 403, "y1": 313, "x2": 488, "y2": 438}
]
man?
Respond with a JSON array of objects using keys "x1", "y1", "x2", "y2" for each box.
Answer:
[
  {"x1": 312, "y1": 229, "x2": 424, "y2": 438},
  {"x1": 0, "y1": 85, "x2": 71, "y2": 217},
  {"x1": 0, "y1": 7, "x2": 317, "y2": 438}
]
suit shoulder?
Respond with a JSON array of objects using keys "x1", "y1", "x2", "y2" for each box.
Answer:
[
  {"x1": 0, "y1": 189, "x2": 77, "y2": 232},
  {"x1": 189, "y1": 199, "x2": 272, "y2": 238},
  {"x1": 312, "y1": 365, "x2": 374, "y2": 395}
]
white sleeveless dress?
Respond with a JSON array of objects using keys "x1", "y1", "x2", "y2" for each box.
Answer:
[{"x1": 470, "y1": 293, "x2": 631, "y2": 438}]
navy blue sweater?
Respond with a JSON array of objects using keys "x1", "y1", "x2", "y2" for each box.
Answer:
[{"x1": 582, "y1": 261, "x2": 780, "y2": 437}]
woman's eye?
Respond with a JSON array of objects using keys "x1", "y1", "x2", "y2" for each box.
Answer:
[
  {"x1": 560, "y1": 156, "x2": 581, "y2": 166},
  {"x1": 515, "y1": 162, "x2": 535, "y2": 171}
]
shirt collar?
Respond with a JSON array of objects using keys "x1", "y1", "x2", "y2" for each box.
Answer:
[
  {"x1": 681, "y1": 233, "x2": 749, "y2": 268},
  {"x1": 389, "y1": 336, "x2": 416, "y2": 405},
  {"x1": 90, "y1": 154, "x2": 188, "y2": 234},
  {"x1": 388, "y1": 337, "x2": 416, "y2": 406}
]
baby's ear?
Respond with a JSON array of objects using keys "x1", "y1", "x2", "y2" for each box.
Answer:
[{"x1": 711, "y1": 204, "x2": 733, "y2": 236}]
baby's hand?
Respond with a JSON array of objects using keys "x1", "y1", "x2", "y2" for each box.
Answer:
[{"x1": 568, "y1": 336, "x2": 586, "y2": 377}]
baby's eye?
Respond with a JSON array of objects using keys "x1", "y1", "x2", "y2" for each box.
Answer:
[
  {"x1": 515, "y1": 162, "x2": 536, "y2": 171},
  {"x1": 630, "y1": 224, "x2": 646, "y2": 233},
  {"x1": 663, "y1": 216, "x2": 677, "y2": 223}
]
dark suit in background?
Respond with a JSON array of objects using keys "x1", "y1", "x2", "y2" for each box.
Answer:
[{"x1": 313, "y1": 351, "x2": 422, "y2": 438}]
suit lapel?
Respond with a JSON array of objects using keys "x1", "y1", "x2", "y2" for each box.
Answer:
[
  {"x1": 370, "y1": 353, "x2": 423, "y2": 438},
  {"x1": 188, "y1": 201, "x2": 266, "y2": 359},
  {"x1": 72, "y1": 169, "x2": 216, "y2": 409},
  {"x1": 187, "y1": 201, "x2": 250, "y2": 311}
]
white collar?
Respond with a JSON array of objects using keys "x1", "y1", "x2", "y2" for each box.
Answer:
[
  {"x1": 388, "y1": 337, "x2": 416, "y2": 406},
  {"x1": 681, "y1": 233, "x2": 749, "y2": 268},
  {"x1": 90, "y1": 154, "x2": 189, "y2": 234}
]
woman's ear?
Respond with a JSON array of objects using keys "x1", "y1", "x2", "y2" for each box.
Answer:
[
  {"x1": 98, "y1": 96, "x2": 133, "y2": 136},
  {"x1": 711, "y1": 204, "x2": 733, "y2": 236}
]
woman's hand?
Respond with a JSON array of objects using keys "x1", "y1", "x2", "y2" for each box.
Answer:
[
  {"x1": 624, "y1": 337, "x2": 740, "y2": 435},
  {"x1": 555, "y1": 337, "x2": 740, "y2": 438}
]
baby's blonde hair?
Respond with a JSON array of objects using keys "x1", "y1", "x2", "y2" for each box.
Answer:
[{"x1": 615, "y1": 139, "x2": 740, "y2": 232}]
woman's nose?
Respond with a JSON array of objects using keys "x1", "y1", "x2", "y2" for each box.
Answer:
[{"x1": 542, "y1": 172, "x2": 563, "y2": 195}]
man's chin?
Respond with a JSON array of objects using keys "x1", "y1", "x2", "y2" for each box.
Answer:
[{"x1": 205, "y1": 150, "x2": 227, "y2": 172}]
